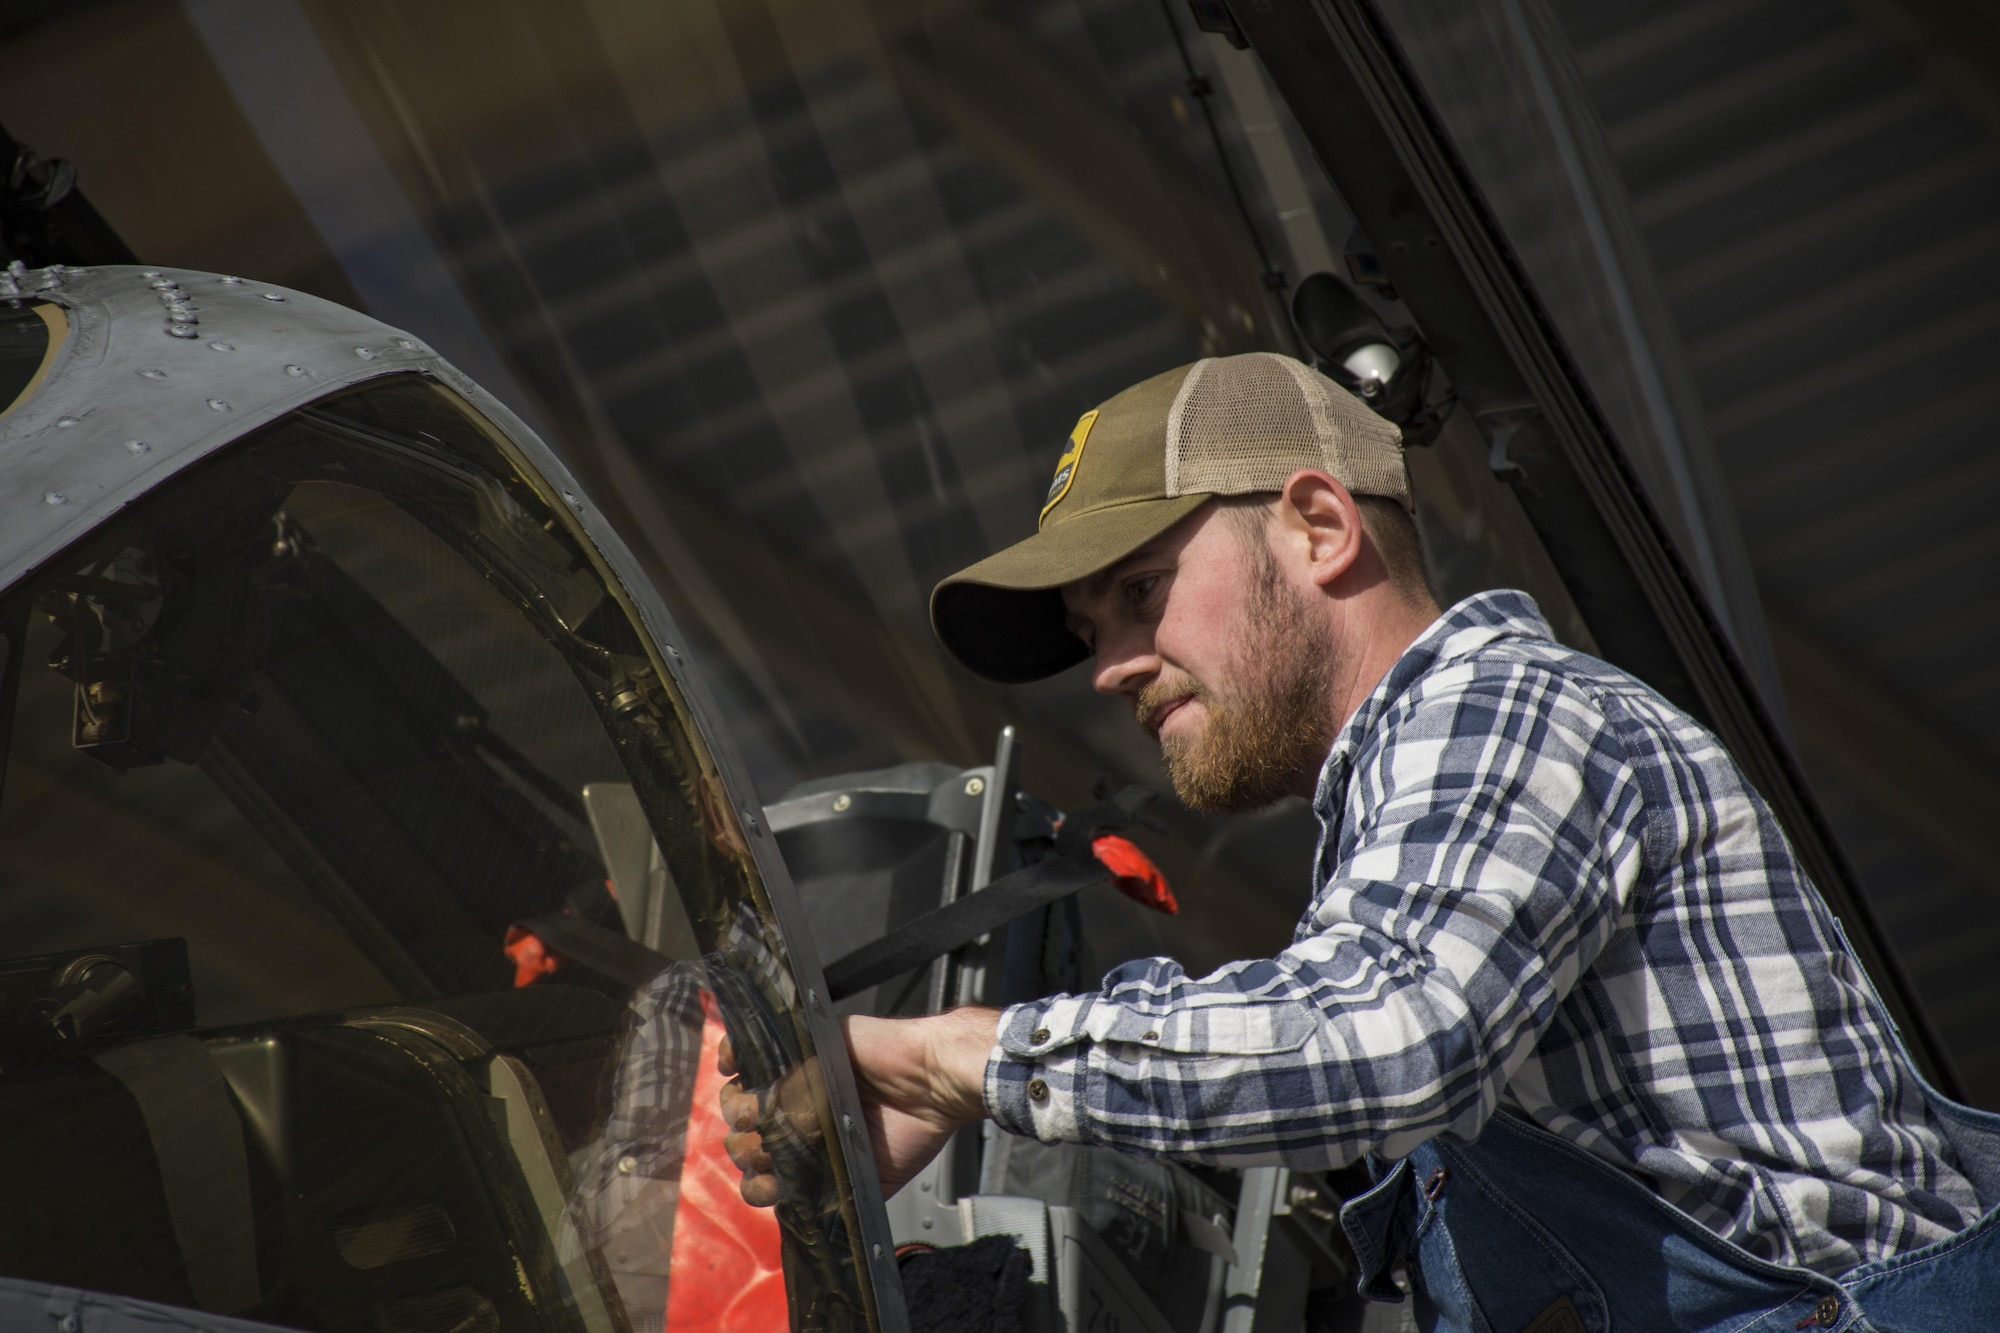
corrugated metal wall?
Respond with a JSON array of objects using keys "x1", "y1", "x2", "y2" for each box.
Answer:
[{"x1": 1551, "y1": 0, "x2": 2000, "y2": 1104}]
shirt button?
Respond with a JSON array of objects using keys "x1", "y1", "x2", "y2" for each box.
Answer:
[
  {"x1": 616, "y1": 1155, "x2": 637, "y2": 1175},
  {"x1": 1027, "y1": 1078, "x2": 1049, "y2": 1103},
  {"x1": 1030, "y1": 1028, "x2": 1051, "y2": 1045},
  {"x1": 1143, "y1": 1030, "x2": 1160, "y2": 1041}
]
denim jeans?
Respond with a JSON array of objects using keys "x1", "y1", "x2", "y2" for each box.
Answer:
[{"x1": 1339, "y1": 1078, "x2": 2000, "y2": 1332}]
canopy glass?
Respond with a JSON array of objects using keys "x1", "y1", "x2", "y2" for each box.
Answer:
[{"x1": 0, "y1": 372, "x2": 868, "y2": 1333}]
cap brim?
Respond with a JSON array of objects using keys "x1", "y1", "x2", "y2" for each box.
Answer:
[{"x1": 930, "y1": 494, "x2": 1210, "y2": 683}]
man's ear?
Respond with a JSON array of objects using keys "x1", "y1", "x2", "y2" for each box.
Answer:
[{"x1": 1277, "y1": 470, "x2": 1365, "y2": 589}]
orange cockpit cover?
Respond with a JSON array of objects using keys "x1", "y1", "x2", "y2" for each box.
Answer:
[{"x1": 664, "y1": 992, "x2": 789, "y2": 1333}]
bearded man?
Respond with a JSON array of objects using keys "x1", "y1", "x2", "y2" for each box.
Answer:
[{"x1": 729, "y1": 353, "x2": 1999, "y2": 1329}]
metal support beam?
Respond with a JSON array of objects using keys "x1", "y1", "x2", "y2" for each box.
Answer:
[{"x1": 1221, "y1": 1168, "x2": 1311, "y2": 1333}]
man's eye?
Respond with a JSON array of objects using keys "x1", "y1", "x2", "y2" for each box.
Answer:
[{"x1": 1124, "y1": 575, "x2": 1159, "y2": 607}]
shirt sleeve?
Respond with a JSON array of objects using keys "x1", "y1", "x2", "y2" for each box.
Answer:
[{"x1": 983, "y1": 662, "x2": 1654, "y2": 1167}]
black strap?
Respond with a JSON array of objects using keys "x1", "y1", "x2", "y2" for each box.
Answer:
[
  {"x1": 518, "y1": 916, "x2": 804, "y2": 1088},
  {"x1": 95, "y1": 1035, "x2": 261, "y2": 1315},
  {"x1": 822, "y1": 784, "x2": 1155, "y2": 1002},
  {"x1": 518, "y1": 912, "x2": 670, "y2": 991},
  {"x1": 527, "y1": 784, "x2": 1156, "y2": 1007},
  {"x1": 524, "y1": 851, "x2": 1107, "y2": 1006},
  {"x1": 822, "y1": 852, "x2": 1109, "y2": 1001}
]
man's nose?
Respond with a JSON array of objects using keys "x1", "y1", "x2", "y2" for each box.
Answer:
[{"x1": 1089, "y1": 626, "x2": 1157, "y2": 697}]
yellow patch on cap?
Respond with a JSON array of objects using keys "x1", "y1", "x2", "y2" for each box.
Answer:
[{"x1": 1039, "y1": 409, "x2": 1098, "y2": 528}]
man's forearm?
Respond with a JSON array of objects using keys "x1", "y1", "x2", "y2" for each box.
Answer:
[{"x1": 920, "y1": 1005, "x2": 1001, "y2": 1123}]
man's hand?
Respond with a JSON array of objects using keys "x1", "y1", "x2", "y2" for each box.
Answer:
[
  {"x1": 719, "y1": 1006, "x2": 999, "y2": 1204},
  {"x1": 718, "y1": 1043, "x2": 818, "y2": 1208},
  {"x1": 843, "y1": 1007, "x2": 998, "y2": 1197}
]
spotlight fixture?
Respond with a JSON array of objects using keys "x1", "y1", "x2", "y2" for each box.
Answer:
[{"x1": 1290, "y1": 270, "x2": 1435, "y2": 434}]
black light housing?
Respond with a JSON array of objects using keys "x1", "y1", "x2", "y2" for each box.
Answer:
[{"x1": 1291, "y1": 270, "x2": 1430, "y2": 431}]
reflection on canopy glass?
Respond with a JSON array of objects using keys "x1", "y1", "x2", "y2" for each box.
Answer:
[{"x1": 0, "y1": 374, "x2": 866, "y2": 1333}]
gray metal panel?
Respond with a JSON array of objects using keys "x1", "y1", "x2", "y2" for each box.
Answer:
[
  {"x1": 0, "y1": 263, "x2": 435, "y2": 589},
  {"x1": 0, "y1": 1272, "x2": 292, "y2": 1333}
]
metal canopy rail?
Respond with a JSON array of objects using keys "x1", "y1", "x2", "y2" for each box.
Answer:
[{"x1": 1223, "y1": 0, "x2": 1954, "y2": 1092}]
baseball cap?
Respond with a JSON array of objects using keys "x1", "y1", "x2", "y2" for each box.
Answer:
[{"x1": 930, "y1": 351, "x2": 1409, "y2": 682}]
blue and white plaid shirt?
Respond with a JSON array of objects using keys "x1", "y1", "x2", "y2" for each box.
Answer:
[{"x1": 986, "y1": 590, "x2": 1980, "y2": 1274}]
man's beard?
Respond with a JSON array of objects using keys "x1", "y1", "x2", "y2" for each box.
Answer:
[{"x1": 1140, "y1": 556, "x2": 1338, "y2": 814}]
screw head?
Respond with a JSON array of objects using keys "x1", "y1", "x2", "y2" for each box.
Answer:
[
  {"x1": 832, "y1": 793, "x2": 852, "y2": 812},
  {"x1": 124, "y1": 440, "x2": 149, "y2": 456},
  {"x1": 965, "y1": 776, "x2": 985, "y2": 796}
]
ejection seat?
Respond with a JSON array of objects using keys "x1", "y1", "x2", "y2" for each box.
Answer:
[
  {"x1": 0, "y1": 967, "x2": 630, "y2": 1333},
  {"x1": 765, "y1": 731, "x2": 1370, "y2": 1333}
]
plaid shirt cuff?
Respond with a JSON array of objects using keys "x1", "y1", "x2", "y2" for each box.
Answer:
[{"x1": 984, "y1": 997, "x2": 1090, "y2": 1141}]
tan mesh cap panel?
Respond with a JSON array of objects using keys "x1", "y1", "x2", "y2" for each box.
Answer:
[{"x1": 1165, "y1": 352, "x2": 1410, "y2": 507}]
